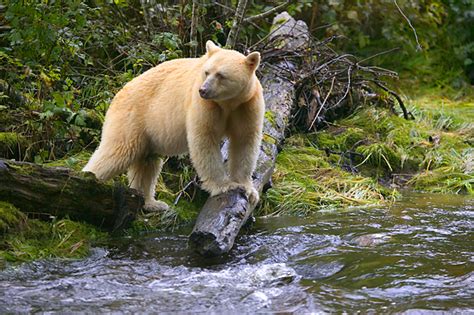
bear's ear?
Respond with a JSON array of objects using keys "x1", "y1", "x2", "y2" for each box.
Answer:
[
  {"x1": 245, "y1": 52, "x2": 261, "y2": 70},
  {"x1": 206, "y1": 40, "x2": 220, "y2": 55}
]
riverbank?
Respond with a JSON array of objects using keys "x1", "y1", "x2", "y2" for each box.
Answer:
[{"x1": 260, "y1": 87, "x2": 473, "y2": 216}]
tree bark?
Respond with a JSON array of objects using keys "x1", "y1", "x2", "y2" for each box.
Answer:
[
  {"x1": 0, "y1": 159, "x2": 144, "y2": 231},
  {"x1": 189, "y1": 13, "x2": 310, "y2": 257}
]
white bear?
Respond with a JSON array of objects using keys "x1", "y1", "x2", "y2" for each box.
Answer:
[{"x1": 83, "y1": 41, "x2": 265, "y2": 211}]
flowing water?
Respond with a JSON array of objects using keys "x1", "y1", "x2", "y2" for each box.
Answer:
[{"x1": 1, "y1": 193, "x2": 473, "y2": 313}]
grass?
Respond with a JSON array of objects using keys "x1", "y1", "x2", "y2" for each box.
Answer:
[{"x1": 257, "y1": 135, "x2": 397, "y2": 216}]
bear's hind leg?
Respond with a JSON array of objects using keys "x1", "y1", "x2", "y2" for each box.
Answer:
[
  {"x1": 83, "y1": 144, "x2": 137, "y2": 181},
  {"x1": 128, "y1": 157, "x2": 169, "y2": 212}
]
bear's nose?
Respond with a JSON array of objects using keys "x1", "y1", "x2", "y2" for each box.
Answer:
[{"x1": 199, "y1": 87, "x2": 209, "y2": 99}]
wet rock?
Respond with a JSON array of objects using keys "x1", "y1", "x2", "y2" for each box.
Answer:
[
  {"x1": 294, "y1": 261, "x2": 344, "y2": 280},
  {"x1": 352, "y1": 233, "x2": 391, "y2": 247},
  {"x1": 249, "y1": 263, "x2": 298, "y2": 286}
]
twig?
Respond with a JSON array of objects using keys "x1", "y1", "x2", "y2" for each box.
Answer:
[
  {"x1": 309, "y1": 76, "x2": 335, "y2": 130},
  {"x1": 244, "y1": 1, "x2": 291, "y2": 23},
  {"x1": 394, "y1": 0, "x2": 422, "y2": 51},
  {"x1": 332, "y1": 66, "x2": 352, "y2": 109},
  {"x1": 173, "y1": 176, "x2": 198, "y2": 205},
  {"x1": 357, "y1": 47, "x2": 400, "y2": 65},
  {"x1": 373, "y1": 81, "x2": 411, "y2": 120}
]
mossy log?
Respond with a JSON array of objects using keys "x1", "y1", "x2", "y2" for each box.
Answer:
[
  {"x1": 189, "y1": 12, "x2": 309, "y2": 256},
  {"x1": 0, "y1": 159, "x2": 144, "y2": 231}
]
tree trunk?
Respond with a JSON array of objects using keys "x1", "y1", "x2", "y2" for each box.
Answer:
[
  {"x1": 0, "y1": 159, "x2": 144, "y2": 231},
  {"x1": 189, "y1": 13, "x2": 310, "y2": 257}
]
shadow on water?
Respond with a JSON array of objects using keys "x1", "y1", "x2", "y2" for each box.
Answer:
[{"x1": 1, "y1": 192, "x2": 473, "y2": 312}]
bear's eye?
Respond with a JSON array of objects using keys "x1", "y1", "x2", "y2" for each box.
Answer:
[
  {"x1": 204, "y1": 71, "x2": 210, "y2": 76},
  {"x1": 216, "y1": 72, "x2": 225, "y2": 80}
]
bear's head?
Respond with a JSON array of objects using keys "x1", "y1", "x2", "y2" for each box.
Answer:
[{"x1": 199, "y1": 41, "x2": 260, "y2": 102}]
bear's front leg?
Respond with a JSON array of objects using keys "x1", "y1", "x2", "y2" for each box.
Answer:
[
  {"x1": 228, "y1": 133, "x2": 261, "y2": 205},
  {"x1": 228, "y1": 98, "x2": 264, "y2": 205},
  {"x1": 187, "y1": 112, "x2": 237, "y2": 196}
]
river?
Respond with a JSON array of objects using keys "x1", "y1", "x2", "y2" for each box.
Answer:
[{"x1": 1, "y1": 192, "x2": 473, "y2": 313}]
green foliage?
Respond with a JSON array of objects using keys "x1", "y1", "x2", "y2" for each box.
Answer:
[
  {"x1": 1, "y1": 0, "x2": 184, "y2": 162},
  {"x1": 308, "y1": 0, "x2": 474, "y2": 87}
]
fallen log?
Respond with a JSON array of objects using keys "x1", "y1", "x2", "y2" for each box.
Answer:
[
  {"x1": 0, "y1": 159, "x2": 144, "y2": 231},
  {"x1": 189, "y1": 12, "x2": 309, "y2": 256}
]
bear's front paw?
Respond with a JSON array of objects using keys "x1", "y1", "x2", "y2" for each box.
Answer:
[
  {"x1": 201, "y1": 179, "x2": 240, "y2": 196},
  {"x1": 246, "y1": 186, "x2": 259, "y2": 205},
  {"x1": 143, "y1": 200, "x2": 170, "y2": 212}
]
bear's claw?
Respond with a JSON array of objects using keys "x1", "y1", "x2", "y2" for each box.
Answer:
[{"x1": 203, "y1": 180, "x2": 259, "y2": 205}]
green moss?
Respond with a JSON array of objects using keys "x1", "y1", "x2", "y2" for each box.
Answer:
[
  {"x1": 0, "y1": 132, "x2": 22, "y2": 146},
  {"x1": 0, "y1": 201, "x2": 106, "y2": 264},
  {"x1": 0, "y1": 132, "x2": 26, "y2": 157},
  {"x1": 355, "y1": 142, "x2": 401, "y2": 173},
  {"x1": 264, "y1": 110, "x2": 277, "y2": 127},
  {"x1": 411, "y1": 148, "x2": 474, "y2": 194},
  {"x1": 312, "y1": 127, "x2": 366, "y2": 152},
  {"x1": 0, "y1": 202, "x2": 26, "y2": 233},
  {"x1": 0, "y1": 220, "x2": 105, "y2": 263},
  {"x1": 7, "y1": 163, "x2": 36, "y2": 176},
  {"x1": 1, "y1": 218, "x2": 106, "y2": 263},
  {"x1": 45, "y1": 151, "x2": 92, "y2": 171}
]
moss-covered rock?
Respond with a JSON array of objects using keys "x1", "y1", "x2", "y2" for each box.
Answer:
[
  {"x1": 0, "y1": 216, "x2": 106, "y2": 263},
  {"x1": 0, "y1": 200, "x2": 106, "y2": 264}
]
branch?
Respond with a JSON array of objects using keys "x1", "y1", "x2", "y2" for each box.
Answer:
[
  {"x1": 189, "y1": 0, "x2": 199, "y2": 57},
  {"x1": 225, "y1": 0, "x2": 249, "y2": 48},
  {"x1": 243, "y1": 1, "x2": 291, "y2": 23},
  {"x1": 394, "y1": 0, "x2": 422, "y2": 51},
  {"x1": 308, "y1": 76, "x2": 335, "y2": 130},
  {"x1": 373, "y1": 81, "x2": 412, "y2": 120},
  {"x1": 0, "y1": 159, "x2": 144, "y2": 231}
]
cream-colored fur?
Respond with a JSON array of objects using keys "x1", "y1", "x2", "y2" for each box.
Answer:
[{"x1": 83, "y1": 41, "x2": 265, "y2": 210}]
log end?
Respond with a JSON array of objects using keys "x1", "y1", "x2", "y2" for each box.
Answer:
[
  {"x1": 189, "y1": 188, "x2": 249, "y2": 257},
  {"x1": 188, "y1": 230, "x2": 230, "y2": 257}
]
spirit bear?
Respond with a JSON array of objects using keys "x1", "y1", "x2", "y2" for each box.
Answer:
[{"x1": 83, "y1": 41, "x2": 265, "y2": 211}]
